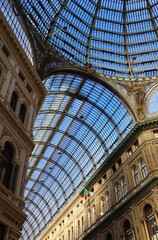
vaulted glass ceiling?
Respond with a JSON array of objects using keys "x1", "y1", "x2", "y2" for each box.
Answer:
[
  {"x1": 21, "y1": 73, "x2": 134, "y2": 239},
  {"x1": 18, "y1": 0, "x2": 158, "y2": 77},
  {"x1": 1, "y1": 0, "x2": 157, "y2": 239}
]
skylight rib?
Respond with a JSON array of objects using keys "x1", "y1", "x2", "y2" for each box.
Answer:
[
  {"x1": 26, "y1": 183, "x2": 53, "y2": 213},
  {"x1": 16, "y1": 0, "x2": 158, "y2": 77},
  {"x1": 86, "y1": 0, "x2": 100, "y2": 66},
  {"x1": 146, "y1": 0, "x2": 158, "y2": 38},
  {"x1": 46, "y1": 0, "x2": 68, "y2": 43},
  {"x1": 34, "y1": 128, "x2": 95, "y2": 167}
]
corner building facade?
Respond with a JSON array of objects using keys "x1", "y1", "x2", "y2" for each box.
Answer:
[{"x1": 0, "y1": 12, "x2": 45, "y2": 239}]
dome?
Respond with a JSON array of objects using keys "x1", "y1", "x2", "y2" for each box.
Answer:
[{"x1": 18, "y1": 0, "x2": 158, "y2": 77}]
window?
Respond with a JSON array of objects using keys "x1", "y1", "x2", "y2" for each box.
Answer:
[
  {"x1": 2, "y1": 45, "x2": 10, "y2": 57},
  {"x1": 71, "y1": 226, "x2": 73, "y2": 240},
  {"x1": 153, "y1": 130, "x2": 158, "y2": 138},
  {"x1": 68, "y1": 229, "x2": 70, "y2": 240},
  {"x1": 26, "y1": 83, "x2": 32, "y2": 93},
  {"x1": 78, "y1": 220, "x2": 80, "y2": 237},
  {"x1": 111, "y1": 164, "x2": 116, "y2": 173},
  {"x1": 144, "y1": 204, "x2": 158, "y2": 240},
  {"x1": 106, "y1": 233, "x2": 112, "y2": 240},
  {"x1": 133, "y1": 166, "x2": 140, "y2": 186},
  {"x1": 147, "y1": 88, "x2": 158, "y2": 115},
  {"x1": 121, "y1": 177, "x2": 128, "y2": 196},
  {"x1": 115, "y1": 182, "x2": 121, "y2": 201},
  {"x1": 123, "y1": 220, "x2": 133, "y2": 240},
  {"x1": 127, "y1": 147, "x2": 133, "y2": 157},
  {"x1": 0, "y1": 142, "x2": 13, "y2": 189},
  {"x1": 133, "y1": 140, "x2": 139, "y2": 151},
  {"x1": 10, "y1": 91, "x2": 18, "y2": 111},
  {"x1": 0, "y1": 223, "x2": 5, "y2": 240},
  {"x1": 140, "y1": 159, "x2": 148, "y2": 179},
  {"x1": 19, "y1": 71, "x2": 25, "y2": 82},
  {"x1": 19, "y1": 103, "x2": 26, "y2": 123}
]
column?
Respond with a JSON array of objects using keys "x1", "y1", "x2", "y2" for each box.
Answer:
[
  {"x1": 142, "y1": 219, "x2": 150, "y2": 240},
  {"x1": 27, "y1": 104, "x2": 34, "y2": 131}
]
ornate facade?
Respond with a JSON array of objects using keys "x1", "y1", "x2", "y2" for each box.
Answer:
[{"x1": 0, "y1": 13, "x2": 46, "y2": 239}]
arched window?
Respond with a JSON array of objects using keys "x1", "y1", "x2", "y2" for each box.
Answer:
[
  {"x1": 19, "y1": 103, "x2": 26, "y2": 123},
  {"x1": 147, "y1": 89, "x2": 158, "y2": 115},
  {"x1": 121, "y1": 177, "x2": 128, "y2": 196},
  {"x1": 144, "y1": 204, "x2": 158, "y2": 240},
  {"x1": 140, "y1": 159, "x2": 148, "y2": 179},
  {"x1": 133, "y1": 165, "x2": 139, "y2": 186},
  {"x1": 106, "y1": 233, "x2": 112, "y2": 240},
  {"x1": 10, "y1": 91, "x2": 18, "y2": 111},
  {"x1": 0, "y1": 142, "x2": 13, "y2": 189},
  {"x1": 115, "y1": 182, "x2": 121, "y2": 201},
  {"x1": 123, "y1": 220, "x2": 133, "y2": 240}
]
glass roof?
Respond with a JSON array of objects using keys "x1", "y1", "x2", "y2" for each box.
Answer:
[
  {"x1": 0, "y1": 0, "x2": 33, "y2": 63},
  {"x1": 2, "y1": 1, "x2": 157, "y2": 239},
  {"x1": 21, "y1": 73, "x2": 134, "y2": 239},
  {"x1": 18, "y1": 0, "x2": 158, "y2": 77}
]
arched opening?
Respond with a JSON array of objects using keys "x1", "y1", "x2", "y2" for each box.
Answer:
[
  {"x1": 123, "y1": 220, "x2": 133, "y2": 240},
  {"x1": 0, "y1": 142, "x2": 18, "y2": 192},
  {"x1": 0, "y1": 142, "x2": 14, "y2": 189},
  {"x1": 144, "y1": 204, "x2": 158, "y2": 239},
  {"x1": 10, "y1": 91, "x2": 18, "y2": 111}
]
